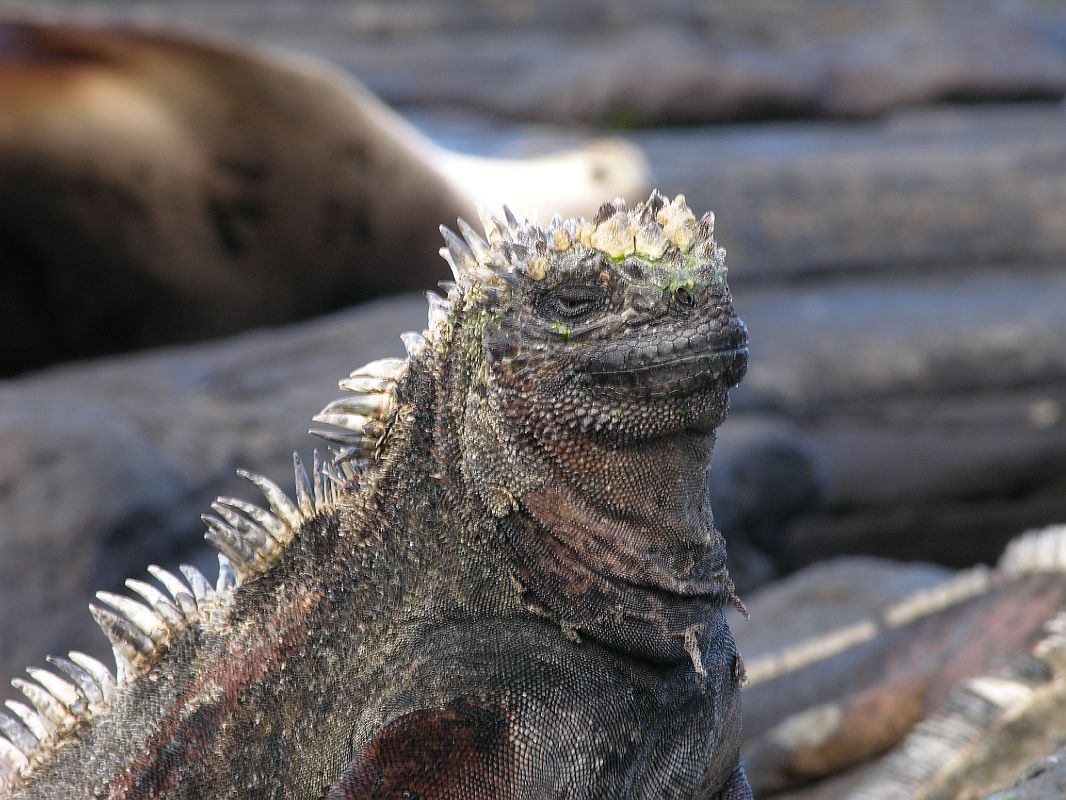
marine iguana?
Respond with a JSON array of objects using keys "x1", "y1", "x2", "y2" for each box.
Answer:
[{"x1": 0, "y1": 191, "x2": 753, "y2": 798}]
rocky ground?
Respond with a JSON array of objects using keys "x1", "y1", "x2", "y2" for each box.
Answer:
[
  {"x1": 5, "y1": 0, "x2": 1066, "y2": 125},
  {"x1": 1, "y1": 2, "x2": 1065, "y2": 796}
]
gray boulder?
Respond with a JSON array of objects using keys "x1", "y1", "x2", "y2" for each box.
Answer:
[{"x1": 17, "y1": 0, "x2": 1066, "y2": 126}]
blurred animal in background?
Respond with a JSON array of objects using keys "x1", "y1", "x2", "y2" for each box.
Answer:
[{"x1": 0, "y1": 21, "x2": 647, "y2": 376}]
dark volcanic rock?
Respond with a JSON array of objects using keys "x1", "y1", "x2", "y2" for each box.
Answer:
[
  {"x1": 731, "y1": 266, "x2": 1066, "y2": 571},
  {"x1": 710, "y1": 416, "x2": 823, "y2": 591}
]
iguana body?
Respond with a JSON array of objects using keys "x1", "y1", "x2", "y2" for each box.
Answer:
[{"x1": 0, "y1": 193, "x2": 753, "y2": 798}]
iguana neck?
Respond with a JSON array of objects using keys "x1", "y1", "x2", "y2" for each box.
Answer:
[
  {"x1": 515, "y1": 428, "x2": 730, "y2": 663},
  {"x1": 439, "y1": 352, "x2": 728, "y2": 663},
  {"x1": 526, "y1": 427, "x2": 723, "y2": 584}
]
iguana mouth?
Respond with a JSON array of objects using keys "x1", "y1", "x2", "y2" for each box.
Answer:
[{"x1": 581, "y1": 342, "x2": 749, "y2": 398}]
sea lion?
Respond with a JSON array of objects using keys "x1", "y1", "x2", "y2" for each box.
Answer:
[{"x1": 0, "y1": 20, "x2": 647, "y2": 375}]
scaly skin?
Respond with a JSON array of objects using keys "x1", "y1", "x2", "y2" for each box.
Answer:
[{"x1": 0, "y1": 192, "x2": 752, "y2": 799}]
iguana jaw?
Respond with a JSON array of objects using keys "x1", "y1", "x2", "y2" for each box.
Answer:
[
  {"x1": 538, "y1": 308, "x2": 749, "y2": 441},
  {"x1": 581, "y1": 342, "x2": 749, "y2": 400}
]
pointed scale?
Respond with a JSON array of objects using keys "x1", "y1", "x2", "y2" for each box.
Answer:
[
  {"x1": 438, "y1": 225, "x2": 477, "y2": 284},
  {"x1": 67, "y1": 652, "x2": 115, "y2": 702},
  {"x1": 400, "y1": 332, "x2": 426, "y2": 358},
  {"x1": 46, "y1": 655, "x2": 105, "y2": 709},
  {"x1": 178, "y1": 565, "x2": 214, "y2": 606},
  {"x1": 211, "y1": 502, "x2": 280, "y2": 558},
  {"x1": 95, "y1": 592, "x2": 167, "y2": 644},
  {"x1": 146, "y1": 565, "x2": 199, "y2": 621},
  {"x1": 213, "y1": 498, "x2": 287, "y2": 544},
  {"x1": 89, "y1": 604, "x2": 154, "y2": 681},
  {"x1": 23, "y1": 669, "x2": 82, "y2": 714},
  {"x1": 124, "y1": 579, "x2": 183, "y2": 626},
  {"x1": 425, "y1": 290, "x2": 450, "y2": 330},
  {"x1": 0, "y1": 734, "x2": 29, "y2": 777},
  {"x1": 292, "y1": 453, "x2": 315, "y2": 520},
  {"x1": 236, "y1": 469, "x2": 301, "y2": 531},
  {"x1": 351, "y1": 357, "x2": 406, "y2": 380},
  {"x1": 0, "y1": 712, "x2": 37, "y2": 754},
  {"x1": 216, "y1": 554, "x2": 238, "y2": 594},
  {"x1": 502, "y1": 204, "x2": 521, "y2": 233},
  {"x1": 11, "y1": 679, "x2": 76, "y2": 734},
  {"x1": 202, "y1": 514, "x2": 266, "y2": 578},
  {"x1": 456, "y1": 218, "x2": 495, "y2": 268},
  {"x1": 4, "y1": 700, "x2": 54, "y2": 745}
]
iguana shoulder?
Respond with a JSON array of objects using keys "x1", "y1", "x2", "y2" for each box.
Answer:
[{"x1": 0, "y1": 192, "x2": 752, "y2": 799}]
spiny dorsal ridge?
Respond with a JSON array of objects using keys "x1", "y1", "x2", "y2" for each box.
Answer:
[
  {"x1": 313, "y1": 355, "x2": 406, "y2": 464},
  {"x1": 0, "y1": 442, "x2": 359, "y2": 791},
  {"x1": 205, "y1": 452, "x2": 347, "y2": 584},
  {"x1": 0, "y1": 560, "x2": 226, "y2": 790},
  {"x1": 438, "y1": 190, "x2": 720, "y2": 294}
]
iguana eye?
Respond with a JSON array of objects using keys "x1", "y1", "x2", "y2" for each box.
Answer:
[
  {"x1": 537, "y1": 286, "x2": 605, "y2": 320},
  {"x1": 673, "y1": 286, "x2": 695, "y2": 308}
]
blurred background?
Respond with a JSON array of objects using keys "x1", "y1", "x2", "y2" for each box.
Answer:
[{"x1": 1, "y1": 1, "x2": 1065, "y2": 793}]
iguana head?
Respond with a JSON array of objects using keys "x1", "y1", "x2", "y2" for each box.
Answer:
[
  {"x1": 422, "y1": 191, "x2": 749, "y2": 662},
  {"x1": 425, "y1": 191, "x2": 746, "y2": 502},
  {"x1": 478, "y1": 193, "x2": 747, "y2": 445},
  {"x1": 317, "y1": 191, "x2": 745, "y2": 470},
  {"x1": 307, "y1": 193, "x2": 747, "y2": 664}
]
